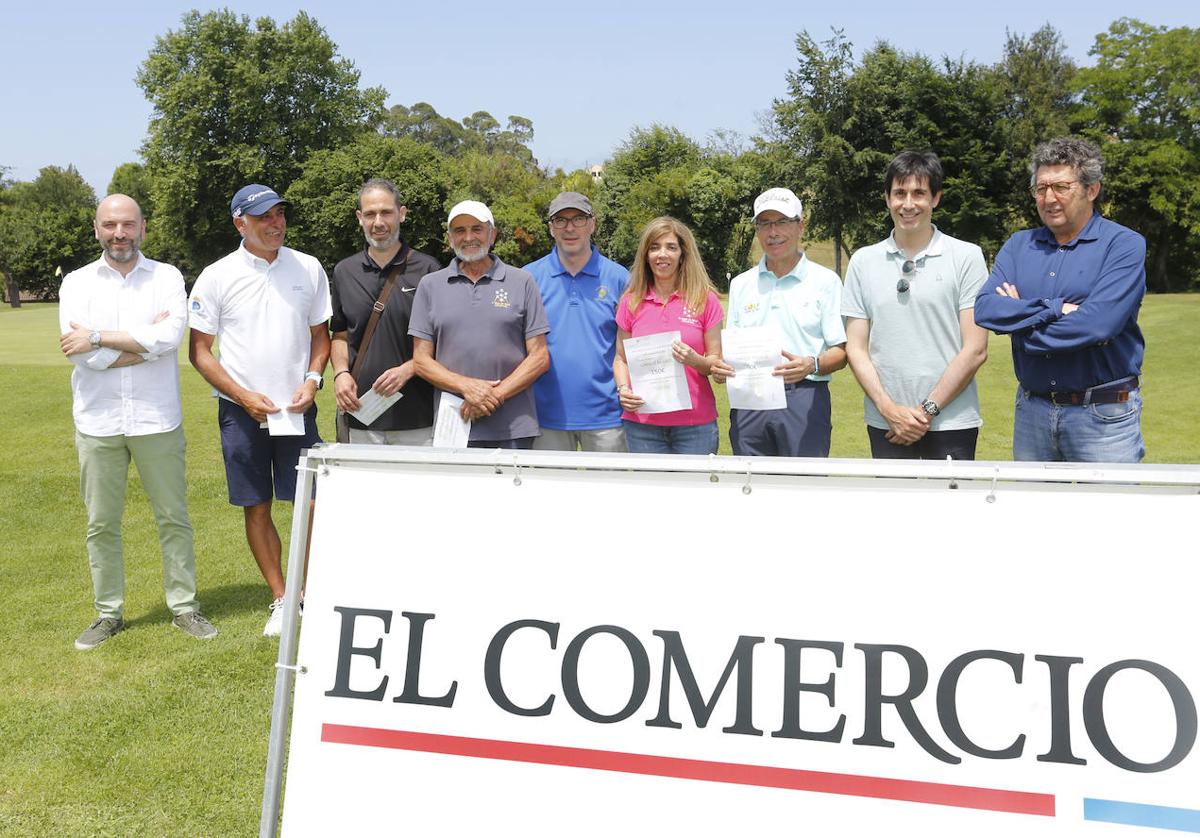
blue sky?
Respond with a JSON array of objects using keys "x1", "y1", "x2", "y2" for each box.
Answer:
[{"x1": 2, "y1": 1, "x2": 1194, "y2": 195}]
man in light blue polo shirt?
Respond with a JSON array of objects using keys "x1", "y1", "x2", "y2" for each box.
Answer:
[
  {"x1": 843, "y1": 151, "x2": 989, "y2": 460},
  {"x1": 721, "y1": 188, "x2": 847, "y2": 457},
  {"x1": 523, "y1": 192, "x2": 629, "y2": 452}
]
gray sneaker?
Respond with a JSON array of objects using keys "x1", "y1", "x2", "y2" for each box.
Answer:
[
  {"x1": 75, "y1": 617, "x2": 124, "y2": 650},
  {"x1": 173, "y1": 611, "x2": 218, "y2": 640}
]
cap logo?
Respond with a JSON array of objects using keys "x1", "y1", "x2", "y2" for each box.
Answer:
[{"x1": 233, "y1": 189, "x2": 278, "y2": 217}]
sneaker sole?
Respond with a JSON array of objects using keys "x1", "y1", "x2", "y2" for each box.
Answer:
[{"x1": 74, "y1": 630, "x2": 122, "y2": 651}]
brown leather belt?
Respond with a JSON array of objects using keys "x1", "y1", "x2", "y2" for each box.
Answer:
[{"x1": 1031, "y1": 377, "x2": 1139, "y2": 406}]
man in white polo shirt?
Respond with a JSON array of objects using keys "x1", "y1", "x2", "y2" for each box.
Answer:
[
  {"x1": 60, "y1": 193, "x2": 216, "y2": 650},
  {"x1": 842, "y1": 151, "x2": 989, "y2": 459},
  {"x1": 721, "y1": 188, "x2": 847, "y2": 457},
  {"x1": 188, "y1": 184, "x2": 331, "y2": 637}
]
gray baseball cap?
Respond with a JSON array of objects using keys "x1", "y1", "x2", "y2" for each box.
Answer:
[{"x1": 547, "y1": 192, "x2": 593, "y2": 218}]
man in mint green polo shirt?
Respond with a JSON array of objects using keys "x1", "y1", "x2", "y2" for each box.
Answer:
[
  {"x1": 722, "y1": 188, "x2": 848, "y2": 457},
  {"x1": 842, "y1": 151, "x2": 989, "y2": 459}
]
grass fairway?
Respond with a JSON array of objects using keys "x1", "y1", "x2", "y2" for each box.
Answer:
[{"x1": 0, "y1": 296, "x2": 1196, "y2": 835}]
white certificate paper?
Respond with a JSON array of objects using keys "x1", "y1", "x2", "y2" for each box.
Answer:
[
  {"x1": 433, "y1": 392, "x2": 471, "y2": 448},
  {"x1": 266, "y1": 390, "x2": 306, "y2": 436},
  {"x1": 722, "y1": 326, "x2": 787, "y2": 411},
  {"x1": 350, "y1": 389, "x2": 402, "y2": 426},
  {"x1": 624, "y1": 331, "x2": 691, "y2": 415}
]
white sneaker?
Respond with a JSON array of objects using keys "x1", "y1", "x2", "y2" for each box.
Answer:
[{"x1": 263, "y1": 596, "x2": 286, "y2": 637}]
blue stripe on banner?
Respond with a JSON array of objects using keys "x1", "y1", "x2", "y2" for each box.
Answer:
[{"x1": 1084, "y1": 799, "x2": 1200, "y2": 833}]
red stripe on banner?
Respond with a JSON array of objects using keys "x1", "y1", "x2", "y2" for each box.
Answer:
[{"x1": 320, "y1": 723, "x2": 1055, "y2": 816}]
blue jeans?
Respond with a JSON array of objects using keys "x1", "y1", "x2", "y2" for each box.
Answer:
[
  {"x1": 1013, "y1": 385, "x2": 1144, "y2": 463},
  {"x1": 623, "y1": 420, "x2": 719, "y2": 455}
]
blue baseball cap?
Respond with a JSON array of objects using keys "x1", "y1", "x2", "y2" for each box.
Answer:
[{"x1": 231, "y1": 184, "x2": 286, "y2": 218}]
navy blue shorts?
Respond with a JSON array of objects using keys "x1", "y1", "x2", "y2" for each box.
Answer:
[
  {"x1": 730, "y1": 380, "x2": 832, "y2": 457},
  {"x1": 217, "y1": 399, "x2": 321, "y2": 506}
]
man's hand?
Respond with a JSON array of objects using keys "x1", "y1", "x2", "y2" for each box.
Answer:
[
  {"x1": 286, "y1": 380, "x2": 318, "y2": 414},
  {"x1": 334, "y1": 372, "x2": 361, "y2": 412},
  {"x1": 60, "y1": 322, "x2": 94, "y2": 356},
  {"x1": 373, "y1": 363, "x2": 413, "y2": 397},
  {"x1": 239, "y1": 392, "x2": 280, "y2": 423},
  {"x1": 996, "y1": 282, "x2": 1020, "y2": 300},
  {"x1": 997, "y1": 282, "x2": 1078, "y2": 315},
  {"x1": 774, "y1": 350, "x2": 816, "y2": 385},
  {"x1": 710, "y1": 359, "x2": 735, "y2": 384},
  {"x1": 881, "y1": 403, "x2": 930, "y2": 445},
  {"x1": 460, "y1": 377, "x2": 501, "y2": 419}
]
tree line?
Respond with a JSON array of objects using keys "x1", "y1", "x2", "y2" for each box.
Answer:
[{"x1": 2, "y1": 11, "x2": 1196, "y2": 302}]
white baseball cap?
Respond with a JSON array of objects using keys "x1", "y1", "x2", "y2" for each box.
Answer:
[
  {"x1": 753, "y1": 187, "x2": 803, "y2": 220},
  {"x1": 447, "y1": 200, "x2": 494, "y2": 227}
]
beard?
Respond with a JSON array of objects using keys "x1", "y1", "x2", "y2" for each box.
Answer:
[
  {"x1": 363, "y1": 227, "x2": 400, "y2": 250},
  {"x1": 452, "y1": 243, "x2": 490, "y2": 264},
  {"x1": 104, "y1": 240, "x2": 140, "y2": 263}
]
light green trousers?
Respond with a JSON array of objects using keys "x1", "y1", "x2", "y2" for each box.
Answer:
[{"x1": 76, "y1": 425, "x2": 199, "y2": 619}]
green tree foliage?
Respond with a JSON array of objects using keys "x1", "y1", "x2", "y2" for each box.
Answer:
[
  {"x1": 0, "y1": 166, "x2": 97, "y2": 300},
  {"x1": 136, "y1": 10, "x2": 385, "y2": 276},
  {"x1": 380, "y1": 102, "x2": 468, "y2": 154},
  {"x1": 107, "y1": 163, "x2": 155, "y2": 218},
  {"x1": 597, "y1": 125, "x2": 774, "y2": 286},
  {"x1": 772, "y1": 31, "x2": 1029, "y2": 266},
  {"x1": 997, "y1": 25, "x2": 1078, "y2": 225},
  {"x1": 770, "y1": 30, "x2": 861, "y2": 273},
  {"x1": 284, "y1": 135, "x2": 459, "y2": 269},
  {"x1": 1073, "y1": 19, "x2": 1200, "y2": 292}
]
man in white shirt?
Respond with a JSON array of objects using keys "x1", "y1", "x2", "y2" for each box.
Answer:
[
  {"x1": 188, "y1": 184, "x2": 331, "y2": 637},
  {"x1": 59, "y1": 194, "x2": 217, "y2": 650}
]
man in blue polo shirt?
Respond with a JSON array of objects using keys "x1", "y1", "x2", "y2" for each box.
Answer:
[
  {"x1": 523, "y1": 192, "x2": 629, "y2": 452},
  {"x1": 974, "y1": 137, "x2": 1146, "y2": 462}
]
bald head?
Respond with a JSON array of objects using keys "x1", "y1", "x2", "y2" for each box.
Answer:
[{"x1": 95, "y1": 193, "x2": 146, "y2": 266}]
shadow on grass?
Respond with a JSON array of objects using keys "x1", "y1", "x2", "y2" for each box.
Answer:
[{"x1": 122, "y1": 581, "x2": 275, "y2": 630}]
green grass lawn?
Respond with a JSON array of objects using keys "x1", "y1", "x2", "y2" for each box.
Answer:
[{"x1": 0, "y1": 295, "x2": 1197, "y2": 836}]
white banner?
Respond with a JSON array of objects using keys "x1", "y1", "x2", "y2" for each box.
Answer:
[{"x1": 278, "y1": 454, "x2": 1200, "y2": 836}]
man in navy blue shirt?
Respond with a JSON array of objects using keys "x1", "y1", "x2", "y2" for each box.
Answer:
[
  {"x1": 974, "y1": 137, "x2": 1146, "y2": 462},
  {"x1": 523, "y1": 192, "x2": 630, "y2": 452}
]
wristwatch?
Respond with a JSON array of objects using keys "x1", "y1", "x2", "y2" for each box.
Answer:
[
  {"x1": 921, "y1": 399, "x2": 941, "y2": 417},
  {"x1": 88, "y1": 330, "x2": 102, "y2": 348},
  {"x1": 304, "y1": 371, "x2": 324, "y2": 390}
]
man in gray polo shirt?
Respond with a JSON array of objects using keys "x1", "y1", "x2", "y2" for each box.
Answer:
[
  {"x1": 409, "y1": 200, "x2": 550, "y2": 448},
  {"x1": 842, "y1": 151, "x2": 989, "y2": 459}
]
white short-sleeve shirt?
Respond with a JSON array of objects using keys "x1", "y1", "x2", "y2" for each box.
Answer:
[{"x1": 188, "y1": 243, "x2": 332, "y2": 402}]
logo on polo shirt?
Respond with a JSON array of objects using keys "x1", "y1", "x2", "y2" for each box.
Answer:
[
  {"x1": 493, "y1": 288, "x2": 511, "y2": 308},
  {"x1": 679, "y1": 307, "x2": 701, "y2": 327},
  {"x1": 191, "y1": 299, "x2": 203, "y2": 312},
  {"x1": 744, "y1": 302, "x2": 760, "y2": 314},
  {"x1": 597, "y1": 287, "x2": 608, "y2": 299}
]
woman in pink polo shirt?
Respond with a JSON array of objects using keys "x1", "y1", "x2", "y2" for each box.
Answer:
[{"x1": 613, "y1": 216, "x2": 729, "y2": 454}]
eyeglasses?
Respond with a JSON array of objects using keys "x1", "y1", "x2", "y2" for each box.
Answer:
[
  {"x1": 754, "y1": 218, "x2": 799, "y2": 232},
  {"x1": 1031, "y1": 180, "x2": 1078, "y2": 199},
  {"x1": 550, "y1": 214, "x2": 592, "y2": 230},
  {"x1": 897, "y1": 259, "x2": 915, "y2": 293}
]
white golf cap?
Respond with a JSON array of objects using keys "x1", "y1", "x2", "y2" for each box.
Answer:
[
  {"x1": 753, "y1": 187, "x2": 803, "y2": 220},
  {"x1": 447, "y1": 199, "x2": 494, "y2": 226}
]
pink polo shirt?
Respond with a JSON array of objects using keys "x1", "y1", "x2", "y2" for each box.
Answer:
[{"x1": 617, "y1": 288, "x2": 724, "y2": 427}]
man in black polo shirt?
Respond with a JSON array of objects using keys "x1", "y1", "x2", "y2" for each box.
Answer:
[{"x1": 330, "y1": 178, "x2": 443, "y2": 443}]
